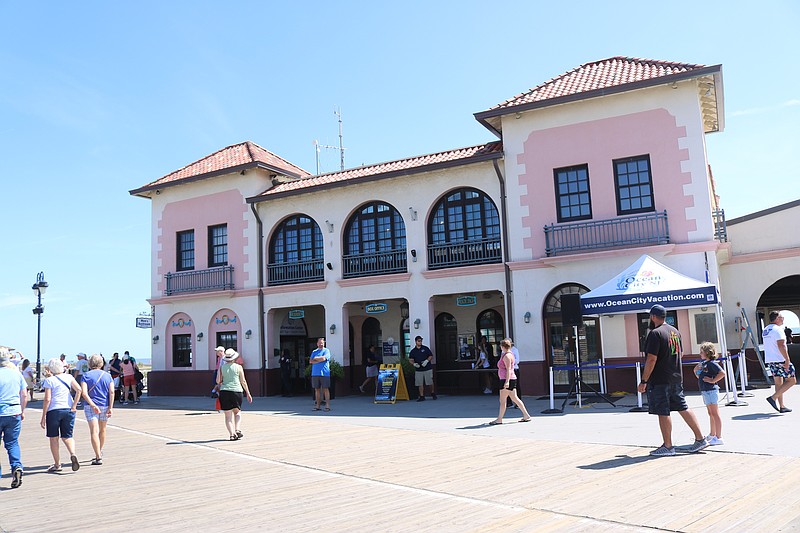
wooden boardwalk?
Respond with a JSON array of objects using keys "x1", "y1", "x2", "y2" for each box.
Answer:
[{"x1": 2, "y1": 394, "x2": 800, "y2": 532}]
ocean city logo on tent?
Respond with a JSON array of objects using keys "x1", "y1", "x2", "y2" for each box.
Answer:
[{"x1": 615, "y1": 269, "x2": 663, "y2": 291}]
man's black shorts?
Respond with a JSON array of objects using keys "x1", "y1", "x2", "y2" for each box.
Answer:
[{"x1": 647, "y1": 383, "x2": 688, "y2": 416}]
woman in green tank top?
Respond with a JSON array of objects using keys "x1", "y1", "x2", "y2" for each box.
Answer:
[{"x1": 215, "y1": 349, "x2": 253, "y2": 440}]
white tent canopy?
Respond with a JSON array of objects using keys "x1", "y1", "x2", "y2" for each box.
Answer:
[{"x1": 580, "y1": 254, "x2": 718, "y2": 315}]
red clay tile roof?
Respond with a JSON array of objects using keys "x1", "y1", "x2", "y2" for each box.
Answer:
[
  {"x1": 130, "y1": 141, "x2": 310, "y2": 196},
  {"x1": 475, "y1": 57, "x2": 721, "y2": 133},
  {"x1": 249, "y1": 141, "x2": 503, "y2": 201},
  {"x1": 492, "y1": 57, "x2": 707, "y2": 110}
]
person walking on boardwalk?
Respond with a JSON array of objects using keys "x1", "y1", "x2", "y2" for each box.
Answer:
[
  {"x1": 489, "y1": 339, "x2": 531, "y2": 425},
  {"x1": 216, "y1": 349, "x2": 253, "y2": 440},
  {"x1": 764, "y1": 311, "x2": 795, "y2": 413},
  {"x1": 309, "y1": 338, "x2": 332, "y2": 411},
  {"x1": 40, "y1": 358, "x2": 85, "y2": 472},
  {"x1": 0, "y1": 350, "x2": 27, "y2": 488},
  {"x1": 637, "y1": 305, "x2": 708, "y2": 456},
  {"x1": 81, "y1": 354, "x2": 114, "y2": 464},
  {"x1": 694, "y1": 342, "x2": 725, "y2": 445}
]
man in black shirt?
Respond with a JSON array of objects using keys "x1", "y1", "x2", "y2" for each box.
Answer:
[
  {"x1": 637, "y1": 305, "x2": 708, "y2": 456},
  {"x1": 409, "y1": 336, "x2": 437, "y2": 402}
]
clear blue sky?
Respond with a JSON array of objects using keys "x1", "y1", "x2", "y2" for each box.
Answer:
[{"x1": 2, "y1": 1, "x2": 798, "y2": 361}]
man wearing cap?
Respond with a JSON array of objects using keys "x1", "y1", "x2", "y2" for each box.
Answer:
[
  {"x1": 0, "y1": 349, "x2": 27, "y2": 488},
  {"x1": 637, "y1": 304, "x2": 708, "y2": 456},
  {"x1": 764, "y1": 311, "x2": 795, "y2": 413},
  {"x1": 409, "y1": 336, "x2": 437, "y2": 402}
]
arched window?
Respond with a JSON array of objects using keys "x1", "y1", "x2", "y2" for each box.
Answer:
[
  {"x1": 428, "y1": 188, "x2": 501, "y2": 269},
  {"x1": 343, "y1": 202, "x2": 406, "y2": 278},
  {"x1": 268, "y1": 215, "x2": 324, "y2": 285}
]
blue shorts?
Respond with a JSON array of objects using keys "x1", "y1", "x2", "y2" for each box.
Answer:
[
  {"x1": 45, "y1": 409, "x2": 76, "y2": 438},
  {"x1": 701, "y1": 389, "x2": 719, "y2": 406},
  {"x1": 646, "y1": 383, "x2": 688, "y2": 416}
]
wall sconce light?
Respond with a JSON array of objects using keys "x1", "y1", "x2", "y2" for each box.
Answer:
[
  {"x1": 413, "y1": 318, "x2": 421, "y2": 329},
  {"x1": 400, "y1": 301, "x2": 409, "y2": 319},
  {"x1": 329, "y1": 324, "x2": 336, "y2": 335},
  {"x1": 410, "y1": 249, "x2": 417, "y2": 262},
  {"x1": 523, "y1": 312, "x2": 531, "y2": 324},
  {"x1": 408, "y1": 207, "x2": 417, "y2": 221},
  {"x1": 197, "y1": 332, "x2": 204, "y2": 341},
  {"x1": 152, "y1": 335, "x2": 159, "y2": 344},
  {"x1": 325, "y1": 220, "x2": 334, "y2": 233},
  {"x1": 245, "y1": 329, "x2": 252, "y2": 339},
  {"x1": 326, "y1": 262, "x2": 333, "y2": 270}
]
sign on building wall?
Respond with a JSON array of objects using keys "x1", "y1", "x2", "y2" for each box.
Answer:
[
  {"x1": 135, "y1": 316, "x2": 153, "y2": 329},
  {"x1": 288, "y1": 309, "x2": 305, "y2": 320},
  {"x1": 366, "y1": 303, "x2": 388, "y2": 314},
  {"x1": 456, "y1": 295, "x2": 477, "y2": 307}
]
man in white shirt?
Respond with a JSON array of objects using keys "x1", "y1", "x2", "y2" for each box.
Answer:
[{"x1": 764, "y1": 311, "x2": 795, "y2": 413}]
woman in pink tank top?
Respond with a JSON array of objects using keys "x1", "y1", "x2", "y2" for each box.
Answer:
[{"x1": 489, "y1": 338, "x2": 531, "y2": 425}]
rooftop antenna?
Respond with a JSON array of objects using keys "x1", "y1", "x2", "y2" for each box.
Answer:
[
  {"x1": 335, "y1": 106, "x2": 345, "y2": 171},
  {"x1": 313, "y1": 107, "x2": 346, "y2": 174}
]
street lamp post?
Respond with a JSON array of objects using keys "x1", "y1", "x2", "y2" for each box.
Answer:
[{"x1": 32, "y1": 272, "x2": 48, "y2": 381}]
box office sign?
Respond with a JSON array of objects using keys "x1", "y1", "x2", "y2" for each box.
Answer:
[
  {"x1": 288, "y1": 309, "x2": 305, "y2": 320},
  {"x1": 365, "y1": 303, "x2": 388, "y2": 314}
]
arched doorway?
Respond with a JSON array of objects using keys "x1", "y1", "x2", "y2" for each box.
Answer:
[
  {"x1": 543, "y1": 284, "x2": 601, "y2": 393},
  {"x1": 434, "y1": 313, "x2": 459, "y2": 370},
  {"x1": 361, "y1": 317, "x2": 382, "y2": 360},
  {"x1": 476, "y1": 309, "x2": 504, "y2": 361}
]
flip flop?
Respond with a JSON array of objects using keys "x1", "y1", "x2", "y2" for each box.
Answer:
[
  {"x1": 313, "y1": 407, "x2": 321, "y2": 411},
  {"x1": 230, "y1": 434, "x2": 239, "y2": 441},
  {"x1": 236, "y1": 430, "x2": 244, "y2": 439},
  {"x1": 519, "y1": 418, "x2": 532, "y2": 423},
  {"x1": 47, "y1": 464, "x2": 62, "y2": 473},
  {"x1": 488, "y1": 420, "x2": 502, "y2": 425},
  {"x1": 70, "y1": 455, "x2": 80, "y2": 471},
  {"x1": 91, "y1": 458, "x2": 103, "y2": 466},
  {"x1": 324, "y1": 407, "x2": 331, "y2": 411}
]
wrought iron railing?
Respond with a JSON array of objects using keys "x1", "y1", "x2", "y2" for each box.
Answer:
[
  {"x1": 267, "y1": 258, "x2": 325, "y2": 286},
  {"x1": 544, "y1": 211, "x2": 669, "y2": 257},
  {"x1": 427, "y1": 237, "x2": 502, "y2": 270},
  {"x1": 342, "y1": 249, "x2": 407, "y2": 279},
  {"x1": 164, "y1": 265, "x2": 234, "y2": 295},
  {"x1": 713, "y1": 209, "x2": 727, "y2": 242}
]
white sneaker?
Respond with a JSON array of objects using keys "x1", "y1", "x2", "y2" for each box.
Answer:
[
  {"x1": 707, "y1": 436, "x2": 724, "y2": 446},
  {"x1": 483, "y1": 388, "x2": 493, "y2": 394}
]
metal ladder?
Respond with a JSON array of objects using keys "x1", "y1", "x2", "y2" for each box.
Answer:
[{"x1": 735, "y1": 307, "x2": 772, "y2": 387}]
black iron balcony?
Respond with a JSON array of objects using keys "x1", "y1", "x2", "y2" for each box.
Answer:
[
  {"x1": 544, "y1": 211, "x2": 669, "y2": 257},
  {"x1": 427, "y1": 237, "x2": 502, "y2": 270},
  {"x1": 713, "y1": 209, "x2": 727, "y2": 242},
  {"x1": 267, "y1": 258, "x2": 325, "y2": 286},
  {"x1": 164, "y1": 265, "x2": 234, "y2": 295},
  {"x1": 343, "y1": 249, "x2": 407, "y2": 279}
]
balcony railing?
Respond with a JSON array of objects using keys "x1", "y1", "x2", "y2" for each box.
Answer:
[
  {"x1": 343, "y1": 249, "x2": 407, "y2": 279},
  {"x1": 544, "y1": 211, "x2": 670, "y2": 257},
  {"x1": 164, "y1": 265, "x2": 234, "y2": 296},
  {"x1": 713, "y1": 208, "x2": 728, "y2": 242},
  {"x1": 267, "y1": 258, "x2": 325, "y2": 286},
  {"x1": 427, "y1": 237, "x2": 502, "y2": 270}
]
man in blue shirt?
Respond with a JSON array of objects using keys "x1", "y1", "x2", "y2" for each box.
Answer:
[
  {"x1": 309, "y1": 338, "x2": 331, "y2": 411},
  {"x1": 0, "y1": 350, "x2": 27, "y2": 488},
  {"x1": 409, "y1": 336, "x2": 437, "y2": 402}
]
